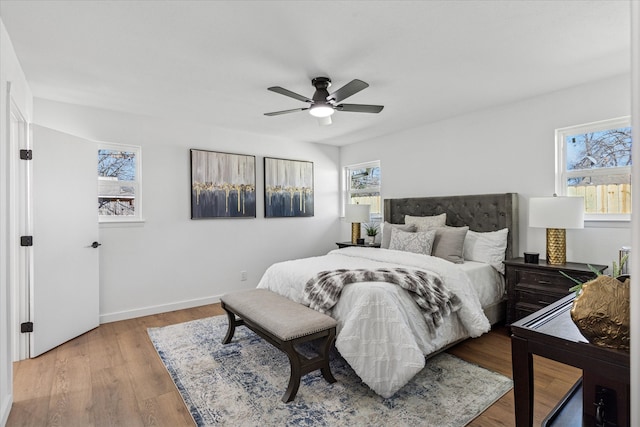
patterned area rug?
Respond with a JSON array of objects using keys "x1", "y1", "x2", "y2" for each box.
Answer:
[{"x1": 148, "y1": 315, "x2": 512, "y2": 427}]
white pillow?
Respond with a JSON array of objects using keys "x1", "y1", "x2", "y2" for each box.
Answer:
[
  {"x1": 380, "y1": 222, "x2": 417, "y2": 249},
  {"x1": 404, "y1": 213, "x2": 446, "y2": 232},
  {"x1": 463, "y1": 228, "x2": 509, "y2": 274},
  {"x1": 389, "y1": 228, "x2": 436, "y2": 255}
]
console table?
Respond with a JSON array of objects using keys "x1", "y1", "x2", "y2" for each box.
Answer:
[{"x1": 510, "y1": 294, "x2": 630, "y2": 426}]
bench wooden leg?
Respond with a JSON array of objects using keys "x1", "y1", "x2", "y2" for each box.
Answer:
[
  {"x1": 320, "y1": 328, "x2": 337, "y2": 384},
  {"x1": 280, "y1": 329, "x2": 337, "y2": 403},
  {"x1": 221, "y1": 303, "x2": 244, "y2": 345},
  {"x1": 282, "y1": 341, "x2": 302, "y2": 403}
]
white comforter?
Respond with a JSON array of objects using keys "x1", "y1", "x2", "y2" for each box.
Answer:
[{"x1": 256, "y1": 247, "x2": 491, "y2": 398}]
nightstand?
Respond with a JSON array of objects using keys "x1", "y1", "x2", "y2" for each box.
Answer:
[
  {"x1": 336, "y1": 242, "x2": 381, "y2": 249},
  {"x1": 503, "y1": 258, "x2": 607, "y2": 325}
]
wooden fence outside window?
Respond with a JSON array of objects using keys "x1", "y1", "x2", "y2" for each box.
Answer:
[{"x1": 568, "y1": 184, "x2": 632, "y2": 214}]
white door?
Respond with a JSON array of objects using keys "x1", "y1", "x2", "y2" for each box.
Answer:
[{"x1": 30, "y1": 125, "x2": 99, "y2": 357}]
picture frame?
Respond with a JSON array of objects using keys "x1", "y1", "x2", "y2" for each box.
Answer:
[
  {"x1": 264, "y1": 157, "x2": 314, "y2": 218},
  {"x1": 190, "y1": 149, "x2": 256, "y2": 218}
]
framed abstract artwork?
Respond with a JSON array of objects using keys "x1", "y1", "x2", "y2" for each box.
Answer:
[
  {"x1": 190, "y1": 149, "x2": 256, "y2": 218},
  {"x1": 264, "y1": 157, "x2": 314, "y2": 218}
]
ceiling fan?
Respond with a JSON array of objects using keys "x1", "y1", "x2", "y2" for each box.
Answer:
[{"x1": 264, "y1": 77, "x2": 384, "y2": 125}]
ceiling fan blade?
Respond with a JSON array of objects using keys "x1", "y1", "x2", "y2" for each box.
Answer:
[
  {"x1": 264, "y1": 107, "x2": 309, "y2": 116},
  {"x1": 267, "y1": 86, "x2": 312, "y2": 103},
  {"x1": 335, "y1": 104, "x2": 384, "y2": 113},
  {"x1": 328, "y1": 79, "x2": 369, "y2": 103}
]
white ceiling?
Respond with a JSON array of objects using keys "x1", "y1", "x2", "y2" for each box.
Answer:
[{"x1": 0, "y1": 1, "x2": 631, "y2": 146}]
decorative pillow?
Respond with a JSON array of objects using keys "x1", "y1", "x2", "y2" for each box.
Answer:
[
  {"x1": 463, "y1": 228, "x2": 509, "y2": 274},
  {"x1": 404, "y1": 213, "x2": 446, "y2": 232},
  {"x1": 432, "y1": 226, "x2": 469, "y2": 263},
  {"x1": 389, "y1": 228, "x2": 436, "y2": 255},
  {"x1": 380, "y1": 222, "x2": 417, "y2": 249}
]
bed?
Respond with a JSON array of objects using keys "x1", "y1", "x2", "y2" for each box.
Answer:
[{"x1": 257, "y1": 193, "x2": 519, "y2": 398}]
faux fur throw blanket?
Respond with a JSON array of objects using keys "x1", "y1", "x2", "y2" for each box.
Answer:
[{"x1": 304, "y1": 268, "x2": 463, "y2": 334}]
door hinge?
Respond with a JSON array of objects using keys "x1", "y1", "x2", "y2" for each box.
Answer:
[
  {"x1": 20, "y1": 322, "x2": 33, "y2": 333},
  {"x1": 20, "y1": 236, "x2": 33, "y2": 247},
  {"x1": 19, "y1": 149, "x2": 33, "y2": 160}
]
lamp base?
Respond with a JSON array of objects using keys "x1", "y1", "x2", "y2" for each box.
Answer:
[
  {"x1": 351, "y1": 223, "x2": 361, "y2": 244},
  {"x1": 546, "y1": 228, "x2": 566, "y2": 265}
]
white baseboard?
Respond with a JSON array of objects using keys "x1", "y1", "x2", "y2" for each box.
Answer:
[
  {"x1": 99, "y1": 295, "x2": 222, "y2": 324},
  {"x1": 1, "y1": 394, "x2": 12, "y2": 427}
]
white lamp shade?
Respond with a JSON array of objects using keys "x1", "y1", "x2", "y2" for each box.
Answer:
[
  {"x1": 344, "y1": 204, "x2": 370, "y2": 223},
  {"x1": 529, "y1": 197, "x2": 584, "y2": 229}
]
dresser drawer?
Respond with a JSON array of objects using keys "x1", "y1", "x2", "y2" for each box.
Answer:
[
  {"x1": 518, "y1": 269, "x2": 597, "y2": 285},
  {"x1": 517, "y1": 270, "x2": 569, "y2": 288},
  {"x1": 514, "y1": 303, "x2": 543, "y2": 320},
  {"x1": 515, "y1": 284, "x2": 571, "y2": 306}
]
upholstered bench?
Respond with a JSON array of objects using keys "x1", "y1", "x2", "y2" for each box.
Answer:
[{"x1": 220, "y1": 289, "x2": 338, "y2": 403}]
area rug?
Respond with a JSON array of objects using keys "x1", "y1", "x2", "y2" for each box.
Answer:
[{"x1": 148, "y1": 315, "x2": 512, "y2": 426}]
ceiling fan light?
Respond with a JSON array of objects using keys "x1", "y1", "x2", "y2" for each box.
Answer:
[
  {"x1": 317, "y1": 116, "x2": 332, "y2": 126},
  {"x1": 309, "y1": 104, "x2": 335, "y2": 118}
]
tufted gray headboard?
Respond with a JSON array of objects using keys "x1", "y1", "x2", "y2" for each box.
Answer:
[{"x1": 383, "y1": 193, "x2": 519, "y2": 260}]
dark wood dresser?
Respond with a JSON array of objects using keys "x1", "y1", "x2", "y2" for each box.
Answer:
[{"x1": 504, "y1": 258, "x2": 607, "y2": 325}]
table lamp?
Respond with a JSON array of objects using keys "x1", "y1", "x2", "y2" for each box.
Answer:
[
  {"x1": 344, "y1": 204, "x2": 371, "y2": 244},
  {"x1": 529, "y1": 196, "x2": 584, "y2": 265}
]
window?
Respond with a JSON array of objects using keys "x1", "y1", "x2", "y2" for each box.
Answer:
[
  {"x1": 345, "y1": 161, "x2": 381, "y2": 221},
  {"x1": 556, "y1": 117, "x2": 631, "y2": 221},
  {"x1": 98, "y1": 143, "x2": 142, "y2": 222}
]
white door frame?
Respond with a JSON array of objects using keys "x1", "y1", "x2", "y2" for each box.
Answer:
[{"x1": 8, "y1": 87, "x2": 30, "y2": 361}]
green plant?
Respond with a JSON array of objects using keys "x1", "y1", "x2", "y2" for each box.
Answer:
[
  {"x1": 613, "y1": 253, "x2": 629, "y2": 277},
  {"x1": 560, "y1": 254, "x2": 629, "y2": 295},
  {"x1": 363, "y1": 223, "x2": 379, "y2": 237}
]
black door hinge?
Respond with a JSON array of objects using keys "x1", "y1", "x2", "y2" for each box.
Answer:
[
  {"x1": 20, "y1": 236, "x2": 33, "y2": 247},
  {"x1": 21, "y1": 322, "x2": 33, "y2": 333},
  {"x1": 19, "y1": 149, "x2": 33, "y2": 160}
]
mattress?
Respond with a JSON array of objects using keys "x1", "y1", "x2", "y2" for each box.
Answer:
[{"x1": 457, "y1": 260, "x2": 506, "y2": 308}]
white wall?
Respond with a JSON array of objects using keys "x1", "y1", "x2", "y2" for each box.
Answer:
[
  {"x1": 34, "y1": 99, "x2": 341, "y2": 322},
  {"x1": 341, "y1": 75, "x2": 632, "y2": 270},
  {"x1": 0, "y1": 18, "x2": 33, "y2": 427}
]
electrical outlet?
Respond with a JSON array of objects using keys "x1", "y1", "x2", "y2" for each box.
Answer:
[{"x1": 240, "y1": 270, "x2": 247, "y2": 281}]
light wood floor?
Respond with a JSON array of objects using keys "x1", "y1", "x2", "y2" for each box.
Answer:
[{"x1": 7, "y1": 303, "x2": 581, "y2": 427}]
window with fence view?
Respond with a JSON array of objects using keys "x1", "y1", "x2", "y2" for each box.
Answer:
[
  {"x1": 346, "y1": 162, "x2": 381, "y2": 221},
  {"x1": 98, "y1": 144, "x2": 141, "y2": 221},
  {"x1": 557, "y1": 117, "x2": 631, "y2": 219}
]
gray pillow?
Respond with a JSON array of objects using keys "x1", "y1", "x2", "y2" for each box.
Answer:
[
  {"x1": 432, "y1": 226, "x2": 469, "y2": 263},
  {"x1": 404, "y1": 213, "x2": 446, "y2": 232},
  {"x1": 381, "y1": 222, "x2": 417, "y2": 249},
  {"x1": 389, "y1": 228, "x2": 436, "y2": 255}
]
